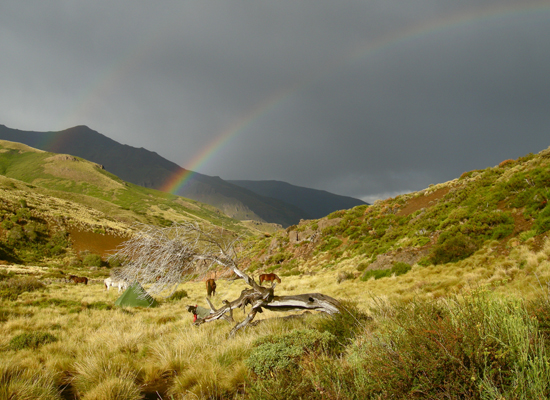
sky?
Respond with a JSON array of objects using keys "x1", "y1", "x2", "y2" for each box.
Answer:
[{"x1": 1, "y1": 1, "x2": 549, "y2": 203}]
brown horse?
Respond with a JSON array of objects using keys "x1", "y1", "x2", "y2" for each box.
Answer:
[
  {"x1": 259, "y1": 273, "x2": 281, "y2": 285},
  {"x1": 206, "y1": 278, "x2": 216, "y2": 297},
  {"x1": 69, "y1": 275, "x2": 88, "y2": 285}
]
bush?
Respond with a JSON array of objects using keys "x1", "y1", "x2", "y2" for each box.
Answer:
[
  {"x1": 341, "y1": 293, "x2": 550, "y2": 399},
  {"x1": 166, "y1": 289, "x2": 188, "y2": 302},
  {"x1": 535, "y1": 204, "x2": 550, "y2": 234},
  {"x1": 314, "y1": 300, "x2": 370, "y2": 352},
  {"x1": 391, "y1": 261, "x2": 411, "y2": 276},
  {"x1": 319, "y1": 237, "x2": 343, "y2": 252},
  {"x1": 246, "y1": 329, "x2": 337, "y2": 377},
  {"x1": 429, "y1": 232, "x2": 478, "y2": 264},
  {"x1": 361, "y1": 268, "x2": 391, "y2": 281},
  {"x1": 82, "y1": 253, "x2": 103, "y2": 268},
  {"x1": 356, "y1": 262, "x2": 369, "y2": 272},
  {"x1": 0, "y1": 276, "x2": 44, "y2": 301},
  {"x1": 9, "y1": 331, "x2": 58, "y2": 350}
]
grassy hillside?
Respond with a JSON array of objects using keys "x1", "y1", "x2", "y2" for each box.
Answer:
[
  {"x1": 243, "y1": 147, "x2": 550, "y2": 300},
  {"x1": 0, "y1": 140, "x2": 278, "y2": 266}
]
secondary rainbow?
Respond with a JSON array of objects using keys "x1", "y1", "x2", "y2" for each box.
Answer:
[
  {"x1": 161, "y1": 1, "x2": 550, "y2": 195},
  {"x1": 41, "y1": 2, "x2": 549, "y2": 194}
]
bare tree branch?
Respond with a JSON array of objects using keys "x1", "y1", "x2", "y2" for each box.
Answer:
[{"x1": 113, "y1": 222, "x2": 246, "y2": 296}]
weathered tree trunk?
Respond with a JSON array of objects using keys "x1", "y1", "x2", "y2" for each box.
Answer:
[{"x1": 194, "y1": 281, "x2": 342, "y2": 336}]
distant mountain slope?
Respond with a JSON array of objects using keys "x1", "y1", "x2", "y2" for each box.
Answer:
[
  {"x1": 228, "y1": 180, "x2": 367, "y2": 220},
  {"x1": 0, "y1": 124, "x2": 306, "y2": 227}
]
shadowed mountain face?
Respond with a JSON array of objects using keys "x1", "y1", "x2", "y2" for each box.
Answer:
[
  {"x1": 0, "y1": 125, "x2": 309, "y2": 226},
  {"x1": 228, "y1": 180, "x2": 367, "y2": 220}
]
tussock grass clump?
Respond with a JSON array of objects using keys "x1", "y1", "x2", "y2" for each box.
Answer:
[
  {"x1": 0, "y1": 276, "x2": 44, "y2": 300},
  {"x1": 165, "y1": 289, "x2": 188, "y2": 302},
  {"x1": 9, "y1": 331, "x2": 58, "y2": 350},
  {"x1": 0, "y1": 360, "x2": 61, "y2": 400},
  {"x1": 72, "y1": 355, "x2": 142, "y2": 400}
]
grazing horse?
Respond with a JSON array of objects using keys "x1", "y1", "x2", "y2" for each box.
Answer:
[
  {"x1": 206, "y1": 278, "x2": 216, "y2": 297},
  {"x1": 259, "y1": 273, "x2": 281, "y2": 285},
  {"x1": 104, "y1": 277, "x2": 128, "y2": 292},
  {"x1": 69, "y1": 275, "x2": 88, "y2": 285}
]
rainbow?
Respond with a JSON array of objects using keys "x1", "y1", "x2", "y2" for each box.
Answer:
[
  {"x1": 160, "y1": 88, "x2": 293, "y2": 193},
  {"x1": 47, "y1": 2, "x2": 550, "y2": 194},
  {"x1": 160, "y1": 1, "x2": 550, "y2": 194}
]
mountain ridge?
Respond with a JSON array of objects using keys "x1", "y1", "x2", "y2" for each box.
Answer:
[
  {"x1": 0, "y1": 124, "x2": 319, "y2": 227},
  {"x1": 228, "y1": 179, "x2": 367, "y2": 220}
]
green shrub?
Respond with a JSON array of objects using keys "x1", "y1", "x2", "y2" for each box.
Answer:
[
  {"x1": 314, "y1": 300, "x2": 369, "y2": 352},
  {"x1": 356, "y1": 262, "x2": 369, "y2": 272},
  {"x1": 247, "y1": 260, "x2": 261, "y2": 273},
  {"x1": 267, "y1": 252, "x2": 288, "y2": 265},
  {"x1": 429, "y1": 232, "x2": 478, "y2": 264},
  {"x1": 519, "y1": 230, "x2": 537, "y2": 242},
  {"x1": 2, "y1": 219, "x2": 14, "y2": 230},
  {"x1": 319, "y1": 237, "x2": 343, "y2": 252},
  {"x1": 341, "y1": 293, "x2": 550, "y2": 399},
  {"x1": 167, "y1": 289, "x2": 188, "y2": 302},
  {"x1": 246, "y1": 329, "x2": 337, "y2": 377},
  {"x1": 82, "y1": 253, "x2": 103, "y2": 267},
  {"x1": 9, "y1": 331, "x2": 58, "y2": 350},
  {"x1": 391, "y1": 261, "x2": 411, "y2": 276},
  {"x1": 0, "y1": 269, "x2": 16, "y2": 281},
  {"x1": 535, "y1": 204, "x2": 550, "y2": 234},
  {"x1": 107, "y1": 255, "x2": 124, "y2": 269},
  {"x1": 362, "y1": 268, "x2": 392, "y2": 281}
]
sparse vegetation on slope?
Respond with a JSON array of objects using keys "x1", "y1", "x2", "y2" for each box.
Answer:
[{"x1": 245, "y1": 148, "x2": 550, "y2": 300}]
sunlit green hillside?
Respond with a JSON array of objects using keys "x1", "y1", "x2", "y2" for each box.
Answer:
[
  {"x1": 0, "y1": 140, "x2": 273, "y2": 266},
  {"x1": 244, "y1": 147, "x2": 550, "y2": 300}
]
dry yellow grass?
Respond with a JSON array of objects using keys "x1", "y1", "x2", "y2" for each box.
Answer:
[{"x1": 1, "y1": 235, "x2": 550, "y2": 398}]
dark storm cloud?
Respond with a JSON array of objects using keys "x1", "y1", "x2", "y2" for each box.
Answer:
[{"x1": 1, "y1": 1, "x2": 549, "y2": 203}]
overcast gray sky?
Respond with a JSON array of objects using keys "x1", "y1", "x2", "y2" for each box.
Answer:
[{"x1": 1, "y1": 1, "x2": 549, "y2": 203}]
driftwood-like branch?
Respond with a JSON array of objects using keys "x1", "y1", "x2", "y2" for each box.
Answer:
[
  {"x1": 115, "y1": 222, "x2": 342, "y2": 335},
  {"x1": 195, "y1": 284, "x2": 341, "y2": 336}
]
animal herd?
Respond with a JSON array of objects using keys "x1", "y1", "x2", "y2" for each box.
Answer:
[{"x1": 66, "y1": 272, "x2": 281, "y2": 297}]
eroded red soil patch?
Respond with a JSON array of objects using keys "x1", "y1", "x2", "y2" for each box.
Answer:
[
  {"x1": 397, "y1": 187, "x2": 450, "y2": 217},
  {"x1": 68, "y1": 229, "x2": 127, "y2": 258}
]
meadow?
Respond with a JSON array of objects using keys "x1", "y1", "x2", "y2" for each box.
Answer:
[{"x1": 2, "y1": 234, "x2": 550, "y2": 399}]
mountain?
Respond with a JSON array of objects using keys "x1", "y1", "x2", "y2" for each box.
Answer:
[
  {"x1": 228, "y1": 179, "x2": 367, "y2": 220},
  {"x1": 0, "y1": 124, "x2": 309, "y2": 227}
]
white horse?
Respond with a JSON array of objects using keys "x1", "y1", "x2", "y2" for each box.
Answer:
[{"x1": 104, "y1": 277, "x2": 128, "y2": 292}]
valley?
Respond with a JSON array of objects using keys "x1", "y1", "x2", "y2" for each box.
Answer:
[{"x1": 1, "y1": 137, "x2": 550, "y2": 398}]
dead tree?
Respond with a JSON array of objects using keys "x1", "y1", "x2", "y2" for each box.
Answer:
[{"x1": 113, "y1": 222, "x2": 342, "y2": 336}]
